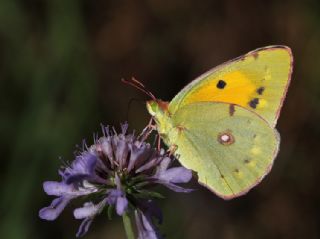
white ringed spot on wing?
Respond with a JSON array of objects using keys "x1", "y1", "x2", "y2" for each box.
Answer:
[{"x1": 217, "y1": 130, "x2": 235, "y2": 146}]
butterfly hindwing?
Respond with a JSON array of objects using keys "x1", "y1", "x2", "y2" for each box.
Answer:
[
  {"x1": 170, "y1": 102, "x2": 279, "y2": 198},
  {"x1": 168, "y1": 46, "x2": 293, "y2": 127}
]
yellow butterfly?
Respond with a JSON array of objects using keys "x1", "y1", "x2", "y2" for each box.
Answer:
[{"x1": 133, "y1": 46, "x2": 292, "y2": 199}]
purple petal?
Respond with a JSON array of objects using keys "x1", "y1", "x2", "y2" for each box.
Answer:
[
  {"x1": 115, "y1": 139, "x2": 129, "y2": 170},
  {"x1": 64, "y1": 153, "x2": 97, "y2": 184},
  {"x1": 106, "y1": 189, "x2": 122, "y2": 205},
  {"x1": 106, "y1": 188, "x2": 128, "y2": 215},
  {"x1": 74, "y1": 202, "x2": 96, "y2": 219},
  {"x1": 74, "y1": 153, "x2": 97, "y2": 174},
  {"x1": 135, "y1": 211, "x2": 145, "y2": 237},
  {"x1": 43, "y1": 181, "x2": 97, "y2": 197},
  {"x1": 100, "y1": 138, "x2": 115, "y2": 166},
  {"x1": 43, "y1": 181, "x2": 75, "y2": 196},
  {"x1": 157, "y1": 157, "x2": 171, "y2": 172},
  {"x1": 155, "y1": 167, "x2": 192, "y2": 183},
  {"x1": 127, "y1": 143, "x2": 152, "y2": 172},
  {"x1": 39, "y1": 196, "x2": 72, "y2": 221},
  {"x1": 116, "y1": 196, "x2": 128, "y2": 216},
  {"x1": 73, "y1": 200, "x2": 107, "y2": 237},
  {"x1": 76, "y1": 217, "x2": 93, "y2": 238},
  {"x1": 136, "y1": 158, "x2": 159, "y2": 174},
  {"x1": 73, "y1": 200, "x2": 107, "y2": 219},
  {"x1": 135, "y1": 210, "x2": 162, "y2": 239},
  {"x1": 157, "y1": 181, "x2": 194, "y2": 193},
  {"x1": 121, "y1": 123, "x2": 129, "y2": 134}
]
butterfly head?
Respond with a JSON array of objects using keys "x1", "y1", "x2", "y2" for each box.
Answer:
[
  {"x1": 146, "y1": 100, "x2": 169, "y2": 117},
  {"x1": 147, "y1": 100, "x2": 174, "y2": 145}
]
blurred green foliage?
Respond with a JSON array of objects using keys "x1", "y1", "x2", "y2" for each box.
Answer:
[{"x1": 1, "y1": 0, "x2": 320, "y2": 238}]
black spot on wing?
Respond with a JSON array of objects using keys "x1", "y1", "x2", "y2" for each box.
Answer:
[
  {"x1": 229, "y1": 104, "x2": 235, "y2": 116},
  {"x1": 216, "y1": 80, "x2": 226, "y2": 89},
  {"x1": 257, "y1": 87, "x2": 265, "y2": 95},
  {"x1": 249, "y1": 98, "x2": 259, "y2": 109}
]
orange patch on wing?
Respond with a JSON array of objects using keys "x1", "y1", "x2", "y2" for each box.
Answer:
[{"x1": 183, "y1": 71, "x2": 256, "y2": 107}]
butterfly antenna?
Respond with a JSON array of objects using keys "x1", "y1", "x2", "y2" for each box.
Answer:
[
  {"x1": 131, "y1": 77, "x2": 157, "y2": 100},
  {"x1": 130, "y1": 77, "x2": 147, "y2": 88},
  {"x1": 122, "y1": 77, "x2": 156, "y2": 101}
]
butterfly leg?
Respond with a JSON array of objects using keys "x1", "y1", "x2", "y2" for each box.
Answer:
[
  {"x1": 155, "y1": 133, "x2": 161, "y2": 151},
  {"x1": 139, "y1": 117, "x2": 157, "y2": 142},
  {"x1": 167, "y1": 144, "x2": 178, "y2": 157}
]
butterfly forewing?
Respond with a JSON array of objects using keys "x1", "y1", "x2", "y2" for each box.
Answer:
[{"x1": 168, "y1": 46, "x2": 293, "y2": 127}]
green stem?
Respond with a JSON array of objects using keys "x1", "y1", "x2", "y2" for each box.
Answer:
[{"x1": 122, "y1": 212, "x2": 135, "y2": 239}]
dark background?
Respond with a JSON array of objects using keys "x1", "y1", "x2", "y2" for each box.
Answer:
[{"x1": 1, "y1": 0, "x2": 319, "y2": 238}]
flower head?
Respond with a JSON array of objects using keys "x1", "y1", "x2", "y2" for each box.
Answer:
[{"x1": 39, "y1": 123, "x2": 192, "y2": 237}]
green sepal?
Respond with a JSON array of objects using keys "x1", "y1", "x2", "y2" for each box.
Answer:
[{"x1": 133, "y1": 189, "x2": 165, "y2": 199}]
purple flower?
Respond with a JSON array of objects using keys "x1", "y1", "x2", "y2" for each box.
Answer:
[{"x1": 39, "y1": 123, "x2": 192, "y2": 238}]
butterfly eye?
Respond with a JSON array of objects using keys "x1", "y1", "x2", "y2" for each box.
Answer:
[
  {"x1": 146, "y1": 100, "x2": 159, "y2": 116},
  {"x1": 217, "y1": 131, "x2": 235, "y2": 145}
]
